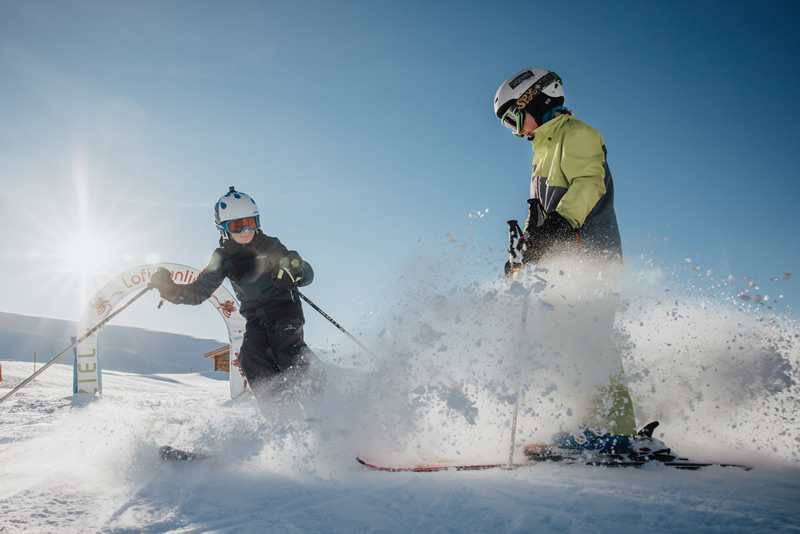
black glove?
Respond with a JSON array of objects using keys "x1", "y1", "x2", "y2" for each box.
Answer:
[
  {"x1": 150, "y1": 267, "x2": 181, "y2": 303},
  {"x1": 539, "y1": 212, "x2": 577, "y2": 243},
  {"x1": 272, "y1": 267, "x2": 300, "y2": 290},
  {"x1": 522, "y1": 212, "x2": 578, "y2": 264}
]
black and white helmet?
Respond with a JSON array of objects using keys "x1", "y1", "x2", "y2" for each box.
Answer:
[
  {"x1": 493, "y1": 67, "x2": 565, "y2": 120},
  {"x1": 214, "y1": 186, "x2": 259, "y2": 229}
]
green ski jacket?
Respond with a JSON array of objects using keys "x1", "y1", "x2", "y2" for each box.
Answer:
[{"x1": 528, "y1": 114, "x2": 622, "y2": 259}]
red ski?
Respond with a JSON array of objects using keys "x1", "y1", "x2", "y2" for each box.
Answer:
[
  {"x1": 356, "y1": 457, "x2": 527, "y2": 472},
  {"x1": 356, "y1": 456, "x2": 750, "y2": 472}
]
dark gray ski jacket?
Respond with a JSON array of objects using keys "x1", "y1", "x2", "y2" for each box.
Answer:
[{"x1": 171, "y1": 231, "x2": 313, "y2": 324}]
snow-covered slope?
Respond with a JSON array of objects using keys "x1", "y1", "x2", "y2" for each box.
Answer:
[
  {"x1": 0, "y1": 361, "x2": 798, "y2": 533},
  {"x1": 1, "y1": 259, "x2": 798, "y2": 533},
  {"x1": 0, "y1": 311, "x2": 225, "y2": 374}
]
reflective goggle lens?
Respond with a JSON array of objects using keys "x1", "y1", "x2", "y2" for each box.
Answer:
[
  {"x1": 501, "y1": 106, "x2": 525, "y2": 138},
  {"x1": 225, "y1": 216, "x2": 260, "y2": 234}
]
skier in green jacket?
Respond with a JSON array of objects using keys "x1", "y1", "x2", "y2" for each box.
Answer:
[
  {"x1": 494, "y1": 68, "x2": 667, "y2": 459},
  {"x1": 495, "y1": 67, "x2": 622, "y2": 265}
]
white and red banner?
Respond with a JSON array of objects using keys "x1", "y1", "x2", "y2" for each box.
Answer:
[{"x1": 73, "y1": 263, "x2": 248, "y2": 399}]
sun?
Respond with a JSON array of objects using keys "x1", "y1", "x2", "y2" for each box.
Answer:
[
  {"x1": 16, "y1": 159, "x2": 153, "y2": 316},
  {"x1": 57, "y1": 230, "x2": 114, "y2": 274}
]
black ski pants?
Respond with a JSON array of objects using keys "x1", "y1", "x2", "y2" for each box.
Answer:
[{"x1": 238, "y1": 317, "x2": 315, "y2": 400}]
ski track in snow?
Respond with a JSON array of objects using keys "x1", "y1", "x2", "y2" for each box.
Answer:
[{"x1": 2, "y1": 255, "x2": 800, "y2": 533}]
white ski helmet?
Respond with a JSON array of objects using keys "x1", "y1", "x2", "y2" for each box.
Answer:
[
  {"x1": 214, "y1": 186, "x2": 259, "y2": 229},
  {"x1": 493, "y1": 67, "x2": 565, "y2": 120}
]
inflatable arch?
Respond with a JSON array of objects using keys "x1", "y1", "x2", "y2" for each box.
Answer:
[{"x1": 72, "y1": 263, "x2": 248, "y2": 399}]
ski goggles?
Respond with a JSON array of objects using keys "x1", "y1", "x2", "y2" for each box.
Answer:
[
  {"x1": 220, "y1": 216, "x2": 260, "y2": 234},
  {"x1": 500, "y1": 105, "x2": 526, "y2": 138}
]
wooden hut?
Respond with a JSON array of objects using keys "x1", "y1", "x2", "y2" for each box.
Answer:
[{"x1": 204, "y1": 346, "x2": 230, "y2": 372}]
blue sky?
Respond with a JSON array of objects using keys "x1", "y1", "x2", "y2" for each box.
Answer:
[{"x1": 1, "y1": 0, "x2": 798, "y2": 348}]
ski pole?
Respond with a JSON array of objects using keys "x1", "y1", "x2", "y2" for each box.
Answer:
[
  {"x1": 294, "y1": 289, "x2": 377, "y2": 358},
  {"x1": 506, "y1": 383, "x2": 522, "y2": 469},
  {"x1": 0, "y1": 285, "x2": 153, "y2": 405},
  {"x1": 506, "y1": 287, "x2": 532, "y2": 469}
]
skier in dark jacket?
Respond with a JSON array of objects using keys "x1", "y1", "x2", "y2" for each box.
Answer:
[{"x1": 150, "y1": 186, "x2": 320, "y2": 404}]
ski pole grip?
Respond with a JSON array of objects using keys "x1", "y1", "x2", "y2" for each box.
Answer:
[
  {"x1": 507, "y1": 220, "x2": 523, "y2": 257},
  {"x1": 526, "y1": 198, "x2": 541, "y2": 228}
]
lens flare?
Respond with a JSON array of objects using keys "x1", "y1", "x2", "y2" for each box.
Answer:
[{"x1": 57, "y1": 231, "x2": 114, "y2": 275}]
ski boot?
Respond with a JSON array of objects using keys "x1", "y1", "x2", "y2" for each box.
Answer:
[
  {"x1": 524, "y1": 421, "x2": 677, "y2": 464},
  {"x1": 524, "y1": 428, "x2": 634, "y2": 462},
  {"x1": 629, "y1": 421, "x2": 678, "y2": 462},
  {"x1": 159, "y1": 445, "x2": 209, "y2": 462}
]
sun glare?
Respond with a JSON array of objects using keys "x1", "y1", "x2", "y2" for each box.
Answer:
[
  {"x1": 58, "y1": 231, "x2": 113, "y2": 274},
  {"x1": 20, "y1": 159, "x2": 150, "y2": 315}
]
